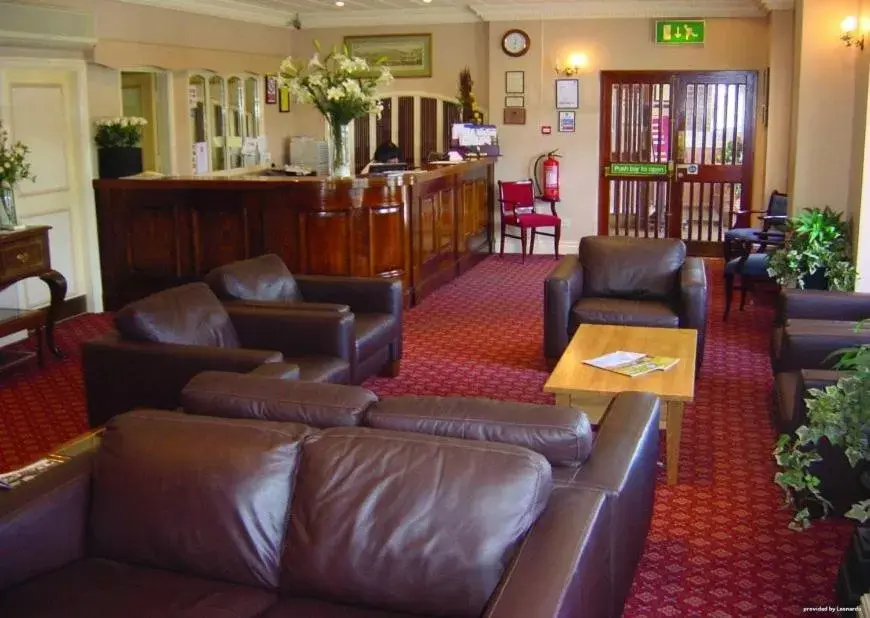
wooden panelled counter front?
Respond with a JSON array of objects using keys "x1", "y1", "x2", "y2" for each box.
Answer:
[{"x1": 93, "y1": 160, "x2": 494, "y2": 311}]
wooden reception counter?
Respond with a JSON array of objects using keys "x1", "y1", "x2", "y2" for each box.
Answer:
[{"x1": 93, "y1": 159, "x2": 494, "y2": 311}]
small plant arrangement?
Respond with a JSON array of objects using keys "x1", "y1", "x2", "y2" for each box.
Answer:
[
  {"x1": 767, "y1": 207, "x2": 858, "y2": 291},
  {"x1": 0, "y1": 122, "x2": 34, "y2": 188},
  {"x1": 774, "y1": 334, "x2": 870, "y2": 530},
  {"x1": 458, "y1": 67, "x2": 483, "y2": 124},
  {"x1": 94, "y1": 116, "x2": 148, "y2": 149},
  {"x1": 0, "y1": 121, "x2": 35, "y2": 228},
  {"x1": 279, "y1": 44, "x2": 392, "y2": 176}
]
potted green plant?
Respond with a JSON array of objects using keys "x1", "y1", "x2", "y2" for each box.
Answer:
[
  {"x1": 767, "y1": 206, "x2": 857, "y2": 291},
  {"x1": 94, "y1": 116, "x2": 148, "y2": 179},
  {"x1": 0, "y1": 121, "x2": 35, "y2": 230},
  {"x1": 774, "y1": 338, "x2": 870, "y2": 608}
]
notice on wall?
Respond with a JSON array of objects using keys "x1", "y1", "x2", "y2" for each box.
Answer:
[
  {"x1": 242, "y1": 137, "x2": 258, "y2": 156},
  {"x1": 193, "y1": 142, "x2": 209, "y2": 174}
]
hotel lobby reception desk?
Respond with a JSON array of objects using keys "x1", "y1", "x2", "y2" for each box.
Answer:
[{"x1": 93, "y1": 160, "x2": 494, "y2": 310}]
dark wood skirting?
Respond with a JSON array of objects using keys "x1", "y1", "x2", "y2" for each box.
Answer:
[
  {"x1": 93, "y1": 160, "x2": 495, "y2": 311},
  {"x1": 58, "y1": 294, "x2": 87, "y2": 321}
]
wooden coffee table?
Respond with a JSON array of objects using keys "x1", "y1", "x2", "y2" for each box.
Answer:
[{"x1": 544, "y1": 324, "x2": 697, "y2": 484}]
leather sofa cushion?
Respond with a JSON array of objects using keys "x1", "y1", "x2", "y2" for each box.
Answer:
[
  {"x1": 355, "y1": 314, "x2": 398, "y2": 360},
  {"x1": 367, "y1": 396, "x2": 593, "y2": 466},
  {"x1": 114, "y1": 282, "x2": 240, "y2": 348},
  {"x1": 0, "y1": 558, "x2": 278, "y2": 618},
  {"x1": 90, "y1": 410, "x2": 312, "y2": 589},
  {"x1": 579, "y1": 236, "x2": 685, "y2": 300},
  {"x1": 569, "y1": 298, "x2": 679, "y2": 331},
  {"x1": 206, "y1": 254, "x2": 303, "y2": 302},
  {"x1": 260, "y1": 598, "x2": 419, "y2": 617},
  {"x1": 282, "y1": 428, "x2": 552, "y2": 617},
  {"x1": 182, "y1": 372, "x2": 377, "y2": 427},
  {"x1": 284, "y1": 356, "x2": 352, "y2": 384}
]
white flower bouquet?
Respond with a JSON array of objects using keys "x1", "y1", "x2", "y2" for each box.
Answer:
[
  {"x1": 94, "y1": 116, "x2": 148, "y2": 149},
  {"x1": 279, "y1": 44, "x2": 393, "y2": 126},
  {"x1": 0, "y1": 122, "x2": 34, "y2": 187},
  {"x1": 279, "y1": 44, "x2": 393, "y2": 176}
]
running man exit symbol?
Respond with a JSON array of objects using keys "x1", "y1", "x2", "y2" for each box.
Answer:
[{"x1": 655, "y1": 20, "x2": 706, "y2": 45}]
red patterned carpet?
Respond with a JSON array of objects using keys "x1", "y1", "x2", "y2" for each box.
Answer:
[{"x1": 0, "y1": 255, "x2": 853, "y2": 616}]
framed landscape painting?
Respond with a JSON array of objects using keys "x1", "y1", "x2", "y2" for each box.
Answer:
[{"x1": 344, "y1": 34, "x2": 432, "y2": 78}]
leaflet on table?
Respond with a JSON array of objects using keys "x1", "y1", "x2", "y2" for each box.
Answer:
[
  {"x1": 584, "y1": 351, "x2": 680, "y2": 377},
  {"x1": 0, "y1": 456, "x2": 68, "y2": 490}
]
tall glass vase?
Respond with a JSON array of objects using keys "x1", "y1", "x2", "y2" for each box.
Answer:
[
  {"x1": 0, "y1": 183, "x2": 19, "y2": 230},
  {"x1": 328, "y1": 121, "x2": 352, "y2": 178}
]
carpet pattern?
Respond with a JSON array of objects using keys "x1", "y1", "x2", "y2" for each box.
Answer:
[{"x1": 0, "y1": 255, "x2": 853, "y2": 616}]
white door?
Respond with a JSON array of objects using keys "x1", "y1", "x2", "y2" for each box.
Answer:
[{"x1": 0, "y1": 67, "x2": 87, "y2": 321}]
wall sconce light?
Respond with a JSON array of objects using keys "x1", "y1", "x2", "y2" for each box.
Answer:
[
  {"x1": 841, "y1": 16, "x2": 865, "y2": 50},
  {"x1": 555, "y1": 53, "x2": 589, "y2": 76}
]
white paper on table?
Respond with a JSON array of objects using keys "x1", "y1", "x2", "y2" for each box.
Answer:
[
  {"x1": 241, "y1": 137, "x2": 258, "y2": 156},
  {"x1": 583, "y1": 351, "x2": 645, "y2": 369},
  {"x1": 193, "y1": 142, "x2": 209, "y2": 174}
]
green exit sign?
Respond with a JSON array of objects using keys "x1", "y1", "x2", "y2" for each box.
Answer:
[{"x1": 655, "y1": 20, "x2": 706, "y2": 45}]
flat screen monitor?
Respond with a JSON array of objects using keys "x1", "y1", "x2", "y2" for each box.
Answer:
[{"x1": 368, "y1": 162, "x2": 409, "y2": 174}]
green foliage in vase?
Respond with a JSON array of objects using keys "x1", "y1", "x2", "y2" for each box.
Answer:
[
  {"x1": 774, "y1": 328, "x2": 870, "y2": 530},
  {"x1": 279, "y1": 42, "x2": 393, "y2": 127},
  {"x1": 458, "y1": 67, "x2": 482, "y2": 124},
  {"x1": 94, "y1": 117, "x2": 148, "y2": 149},
  {"x1": 767, "y1": 206, "x2": 857, "y2": 291},
  {"x1": 0, "y1": 121, "x2": 35, "y2": 187}
]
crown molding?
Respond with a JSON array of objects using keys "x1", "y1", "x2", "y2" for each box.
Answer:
[
  {"x1": 116, "y1": 0, "x2": 777, "y2": 29},
  {"x1": 760, "y1": 0, "x2": 795, "y2": 9}
]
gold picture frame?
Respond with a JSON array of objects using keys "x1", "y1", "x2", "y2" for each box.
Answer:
[
  {"x1": 279, "y1": 86, "x2": 290, "y2": 113},
  {"x1": 344, "y1": 33, "x2": 432, "y2": 78}
]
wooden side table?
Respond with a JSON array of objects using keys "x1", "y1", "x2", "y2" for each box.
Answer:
[{"x1": 0, "y1": 226, "x2": 67, "y2": 372}]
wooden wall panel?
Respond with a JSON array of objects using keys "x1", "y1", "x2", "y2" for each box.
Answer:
[
  {"x1": 442, "y1": 101, "x2": 461, "y2": 150},
  {"x1": 303, "y1": 212, "x2": 350, "y2": 275},
  {"x1": 420, "y1": 98, "x2": 437, "y2": 162},
  {"x1": 420, "y1": 195, "x2": 436, "y2": 259},
  {"x1": 128, "y1": 204, "x2": 179, "y2": 276},
  {"x1": 376, "y1": 97, "x2": 392, "y2": 146},
  {"x1": 370, "y1": 206, "x2": 405, "y2": 277},
  {"x1": 398, "y1": 96, "x2": 414, "y2": 167},
  {"x1": 260, "y1": 196, "x2": 301, "y2": 272},
  {"x1": 354, "y1": 115, "x2": 371, "y2": 175},
  {"x1": 438, "y1": 189, "x2": 454, "y2": 254}
]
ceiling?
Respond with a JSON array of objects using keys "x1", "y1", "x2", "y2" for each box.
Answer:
[{"x1": 119, "y1": 0, "x2": 794, "y2": 29}]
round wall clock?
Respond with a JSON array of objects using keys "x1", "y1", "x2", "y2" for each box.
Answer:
[{"x1": 502, "y1": 29, "x2": 530, "y2": 57}]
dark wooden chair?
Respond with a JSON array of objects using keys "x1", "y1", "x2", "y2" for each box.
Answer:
[
  {"x1": 723, "y1": 230, "x2": 785, "y2": 320},
  {"x1": 497, "y1": 180, "x2": 561, "y2": 263}
]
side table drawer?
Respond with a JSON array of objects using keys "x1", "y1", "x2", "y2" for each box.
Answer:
[{"x1": 0, "y1": 237, "x2": 48, "y2": 279}]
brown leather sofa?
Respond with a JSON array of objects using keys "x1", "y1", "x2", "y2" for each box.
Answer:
[
  {"x1": 771, "y1": 289, "x2": 870, "y2": 374},
  {"x1": 205, "y1": 254, "x2": 402, "y2": 383},
  {"x1": 544, "y1": 236, "x2": 708, "y2": 369},
  {"x1": 176, "y1": 370, "x2": 661, "y2": 618},
  {"x1": 0, "y1": 379, "x2": 661, "y2": 618},
  {"x1": 82, "y1": 282, "x2": 354, "y2": 427}
]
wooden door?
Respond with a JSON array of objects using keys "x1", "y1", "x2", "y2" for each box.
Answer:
[
  {"x1": 599, "y1": 71, "x2": 757, "y2": 256},
  {"x1": 672, "y1": 72, "x2": 756, "y2": 255}
]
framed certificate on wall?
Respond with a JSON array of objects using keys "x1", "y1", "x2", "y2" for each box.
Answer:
[{"x1": 555, "y1": 78, "x2": 579, "y2": 109}]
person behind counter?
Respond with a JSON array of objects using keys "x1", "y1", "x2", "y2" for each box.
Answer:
[{"x1": 360, "y1": 141, "x2": 406, "y2": 175}]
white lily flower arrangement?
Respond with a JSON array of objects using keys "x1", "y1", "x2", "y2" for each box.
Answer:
[
  {"x1": 278, "y1": 43, "x2": 393, "y2": 126},
  {"x1": 94, "y1": 116, "x2": 148, "y2": 149}
]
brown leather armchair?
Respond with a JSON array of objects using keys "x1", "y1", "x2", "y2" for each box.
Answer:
[
  {"x1": 82, "y1": 282, "x2": 353, "y2": 427},
  {"x1": 205, "y1": 254, "x2": 402, "y2": 384},
  {"x1": 771, "y1": 289, "x2": 870, "y2": 374},
  {"x1": 544, "y1": 236, "x2": 708, "y2": 369}
]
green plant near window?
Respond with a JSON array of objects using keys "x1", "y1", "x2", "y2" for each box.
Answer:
[
  {"x1": 767, "y1": 206, "x2": 858, "y2": 291},
  {"x1": 774, "y1": 333, "x2": 870, "y2": 530},
  {"x1": 94, "y1": 117, "x2": 148, "y2": 149}
]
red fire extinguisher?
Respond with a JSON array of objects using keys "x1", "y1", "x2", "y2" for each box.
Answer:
[{"x1": 535, "y1": 150, "x2": 562, "y2": 201}]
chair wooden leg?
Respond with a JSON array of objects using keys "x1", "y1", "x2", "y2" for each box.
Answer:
[
  {"x1": 499, "y1": 221, "x2": 506, "y2": 257},
  {"x1": 529, "y1": 229, "x2": 536, "y2": 256},
  {"x1": 554, "y1": 224, "x2": 561, "y2": 259},
  {"x1": 520, "y1": 227, "x2": 527, "y2": 264},
  {"x1": 740, "y1": 278, "x2": 749, "y2": 311},
  {"x1": 724, "y1": 274, "x2": 734, "y2": 320},
  {"x1": 379, "y1": 359, "x2": 400, "y2": 377}
]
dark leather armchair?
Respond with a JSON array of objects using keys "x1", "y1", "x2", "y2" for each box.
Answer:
[
  {"x1": 544, "y1": 236, "x2": 708, "y2": 369},
  {"x1": 82, "y1": 282, "x2": 353, "y2": 427},
  {"x1": 205, "y1": 254, "x2": 402, "y2": 384},
  {"x1": 770, "y1": 289, "x2": 870, "y2": 374}
]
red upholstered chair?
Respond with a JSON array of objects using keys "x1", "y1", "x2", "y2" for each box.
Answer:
[{"x1": 498, "y1": 179, "x2": 561, "y2": 263}]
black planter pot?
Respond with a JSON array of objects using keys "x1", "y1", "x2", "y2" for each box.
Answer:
[
  {"x1": 98, "y1": 147, "x2": 143, "y2": 179},
  {"x1": 838, "y1": 525, "x2": 870, "y2": 616},
  {"x1": 802, "y1": 268, "x2": 829, "y2": 291}
]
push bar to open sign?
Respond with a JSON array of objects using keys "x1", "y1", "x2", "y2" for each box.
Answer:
[{"x1": 607, "y1": 162, "x2": 670, "y2": 176}]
